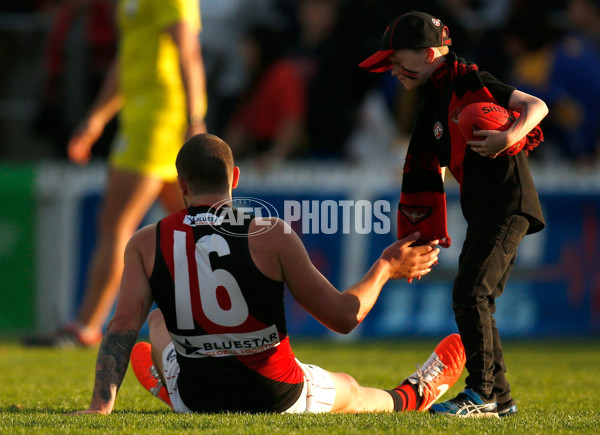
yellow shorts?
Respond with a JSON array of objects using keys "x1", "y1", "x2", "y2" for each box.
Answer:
[{"x1": 109, "y1": 99, "x2": 187, "y2": 182}]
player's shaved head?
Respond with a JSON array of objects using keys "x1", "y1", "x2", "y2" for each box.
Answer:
[{"x1": 176, "y1": 134, "x2": 234, "y2": 194}]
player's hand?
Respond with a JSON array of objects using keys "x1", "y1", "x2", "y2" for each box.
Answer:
[
  {"x1": 67, "y1": 118, "x2": 104, "y2": 165},
  {"x1": 380, "y1": 232, "x2": 440, "y2": 280},
  {"x1": 467, "y1": 129, "x2": 510, "y2": 158},
  {"x1": 70, "y1": 400, "x2": 113, "y2": 415}
]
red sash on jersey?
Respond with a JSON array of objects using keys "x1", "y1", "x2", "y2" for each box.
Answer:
[{"x1": 157, "y1": 207, "x2": 304, "y2": 385}]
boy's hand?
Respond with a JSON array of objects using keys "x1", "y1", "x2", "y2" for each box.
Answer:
[{"x1": 467, "y1": 129, "x2": 511, "y2": 158}]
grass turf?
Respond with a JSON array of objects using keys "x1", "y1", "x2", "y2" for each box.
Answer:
[{"x1": 1, "y1": 338, "x2": 599, "y2": 434}]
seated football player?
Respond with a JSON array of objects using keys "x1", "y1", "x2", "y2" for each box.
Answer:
[{"x1": 74, "y1": 134, "x2": 465, "y2": 414}]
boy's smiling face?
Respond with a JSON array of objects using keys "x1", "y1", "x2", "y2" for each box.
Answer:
[{"x1": 388, "y1": 49, "x2": 433, "y2": 90}]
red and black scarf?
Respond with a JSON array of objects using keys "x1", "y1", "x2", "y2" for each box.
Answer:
[{"x1": 397, "y1": 56, "x2": 543, "y2": 247}]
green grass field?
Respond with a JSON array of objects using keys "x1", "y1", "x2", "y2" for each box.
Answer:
[{"x1": 1, "y1": 338, "x2": 599, "y2": 434}]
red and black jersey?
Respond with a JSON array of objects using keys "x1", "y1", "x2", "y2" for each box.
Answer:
[{"x1": 149, "y1": 205, "x2": 304, "y2": 413}]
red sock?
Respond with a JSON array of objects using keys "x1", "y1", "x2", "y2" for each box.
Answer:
[{"x1": 386, "y1": 384, "x2": 419, "y2": 411}]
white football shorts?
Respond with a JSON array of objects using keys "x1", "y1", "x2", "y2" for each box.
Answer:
[
  {"x1": 161, "y1": 343, "x2": 336, "y2": 413},
  {"x1": 283, "y1": 360, "x2": 336, "y2": 413},
  {"x1": 161, "y1": 342, "x2": 191, "y2": 413}
]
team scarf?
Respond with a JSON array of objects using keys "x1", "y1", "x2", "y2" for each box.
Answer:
[{"x1": 397, "y1": 54, "x2": 543, "y2": 247}]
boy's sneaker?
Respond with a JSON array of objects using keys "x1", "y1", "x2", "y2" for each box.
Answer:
[
  {"x1": 497, "y1": 400, "x2": 518, "y2": 417},
  {"x1": 130, "y1": 342, "x2": 173, "y2": 408},
  {"x1": 400, "y1": 333, "x2": 466, "y2": 411},
  {"x1": 429, "y1": 388, "x2": 499, "y2": 418}
]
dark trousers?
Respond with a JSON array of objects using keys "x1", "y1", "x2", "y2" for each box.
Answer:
[{"x1": 452, "y1": 214, "x2": 529, "y2": 402}]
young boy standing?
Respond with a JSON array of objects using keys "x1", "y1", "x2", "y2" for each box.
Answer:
[{"x1": 360, "y1": 11, "x2": 548, "y2": 417}]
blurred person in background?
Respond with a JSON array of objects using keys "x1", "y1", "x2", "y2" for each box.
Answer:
[
  {"x1": 199, "y1": 0, "x2": 280, "y2": 137},
  {"x1": 223, "y1": 25, "x2": 307, "y2": 170},
  {"x1": 24, "y1": 0, "x2": 208, "y2": 347},
  {"x1": 286, "y1": 0, "x2": 354, "y2": 160},
  {"x1": 439, "y1": 0, "x2": 514, "y2": 77},
  {"x1": 502, "y1": 1, "x2": 600, "y2": 165},
  {"x1": 567, "y1": 0, "x2": 600, "y2": 51},
  {"x1": 32, "y1": 0, "x2": 117, "y2": 159}
]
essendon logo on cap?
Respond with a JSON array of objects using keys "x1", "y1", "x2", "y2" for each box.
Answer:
[
  {"x1": 400, "y1": 204, "x2": 431, "y2": 224},
  {"x1": 431, "y1": 18, "x2": 441, "y2": 26}
]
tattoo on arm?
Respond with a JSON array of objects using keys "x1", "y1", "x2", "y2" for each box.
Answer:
[{"x1": 93, "y1": 330, "x2": 138, "y2": 404}]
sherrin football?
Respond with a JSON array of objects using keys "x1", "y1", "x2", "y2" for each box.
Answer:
[{"x1": 458, "y1": 102, "x2": 526, "y2": 156}]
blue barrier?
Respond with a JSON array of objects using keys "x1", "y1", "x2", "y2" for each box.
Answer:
[{"x1": 72, "y1": 187, "x2": 600, "y2": 338}]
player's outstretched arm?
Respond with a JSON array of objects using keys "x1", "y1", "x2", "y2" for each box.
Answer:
[
  {"x1": 73, "y1": 227, "x2": 155, "y2": 414},
  {"x1": 332, "y1": 233, "x2": 439, "y2": 328},
  {"x1": 262, "y1": 220, "x2": 439, "y2": 334}
]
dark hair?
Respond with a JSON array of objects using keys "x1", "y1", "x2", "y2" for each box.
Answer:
[{"x1": 175, "y1": 134, "x2": 234, "y2": 194}]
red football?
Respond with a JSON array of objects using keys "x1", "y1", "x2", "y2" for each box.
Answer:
[
  {"x1": 458, "y1": 102, "x2": 526, "y2": 156},
  {"x1": 458, "y1": 102, "x2": 513, "y2": 140}
]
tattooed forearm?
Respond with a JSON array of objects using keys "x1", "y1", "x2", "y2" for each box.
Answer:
[{"x1": 93, "y1": 329, "x2": 138, "y2": 404}]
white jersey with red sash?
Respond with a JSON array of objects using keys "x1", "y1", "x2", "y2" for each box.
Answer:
[{"x1": 150, "y1": 205, "x2": 304, "y2": 412}]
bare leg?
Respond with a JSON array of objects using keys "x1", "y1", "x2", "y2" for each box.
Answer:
[
  {"x1": 76, "y1": 167, "x2": 165, "y2": 333},
  {"x1": 328, "y1": 371, "x2": 394, "y2": 413}
]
